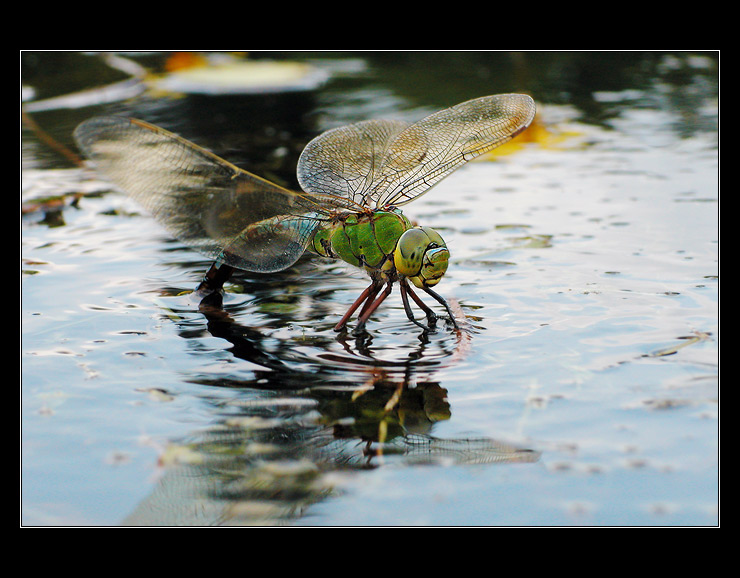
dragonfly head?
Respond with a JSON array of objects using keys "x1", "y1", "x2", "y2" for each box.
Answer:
[{"x1": 394, "y1": 226, "x2": 449, "y2": 288}]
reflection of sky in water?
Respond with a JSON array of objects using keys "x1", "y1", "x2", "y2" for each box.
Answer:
[{"x1": 22, "y1": 52, "x2": 717, "y2": 526}]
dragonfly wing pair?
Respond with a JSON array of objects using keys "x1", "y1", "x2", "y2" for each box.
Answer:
[
  {"x1": 297, "y1": 93, "x2": 536, "y2": 208},
  {"x1": 74, "y1": 117, "x2": 333, "y2": 273}
]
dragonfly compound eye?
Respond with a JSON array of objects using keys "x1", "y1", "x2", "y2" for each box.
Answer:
[
  {"x1": 395, "y1": 227, "x2": 449, "y2": 287},
  {"x1": 412, "y1": 244, "x2": 449, "y2": 288}
]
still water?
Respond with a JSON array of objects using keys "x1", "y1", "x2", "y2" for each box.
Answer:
[{"x1": 21, "y1": 51, "x2": 718, "y2": 526}]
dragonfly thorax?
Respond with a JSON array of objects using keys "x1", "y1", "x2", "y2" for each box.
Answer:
[{"x1": 310, "y1": 208, "x2": 449, "y2": 288}]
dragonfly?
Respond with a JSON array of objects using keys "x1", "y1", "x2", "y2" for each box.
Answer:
[{"x1": 74, "y1": 93, "x2": 536, "y2": 334}]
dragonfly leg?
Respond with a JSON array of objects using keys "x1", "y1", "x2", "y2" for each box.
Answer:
[
  {"x1": 422, "y1": 286, "x2": 460, "y2": 329},
  {"x1": 334, "y1": 281, "x2": 381, "y2": 332},
  {"x1": 404, "y1": 280, "x2": 441, "y2": 326},
  {"x1": 354, "y1": 281, "x2": 393, "y2": 334},
  {"x1": 400, "y1": 280, "x2": 434, "y2": 331},
  {"x1": 357, "y1": 282, "x2": 383, "y2": 319}
]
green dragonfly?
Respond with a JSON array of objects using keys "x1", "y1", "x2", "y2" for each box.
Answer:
[{"x1": 74, "y1": 93, "x2": 535, "y2": 334}]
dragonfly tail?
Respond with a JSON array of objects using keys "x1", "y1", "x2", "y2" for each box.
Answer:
[{"x1": 195, "y1": 263, "x2": 235, "y2": 300}]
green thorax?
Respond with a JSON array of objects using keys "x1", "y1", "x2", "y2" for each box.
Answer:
[{"x1": 311, "y1": 208, "x2": 411, "y2": 276}]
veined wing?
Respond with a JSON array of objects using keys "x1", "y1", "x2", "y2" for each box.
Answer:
[
  {"x1": 377, "y1": 94, "x2": 536, "y2": 206},
  {"x1": 297, "y1": 118, "x2": 410, "y2": 208},
  {"x1": 74, "y1": 116, "x2": 340, "y2": 273},
  {"x1": 297, "y1": 94, "x2": 535, "y2": 208}
]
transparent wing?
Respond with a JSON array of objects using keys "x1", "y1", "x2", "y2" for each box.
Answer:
[
  {"x1": 377, "y1": 94, "x2": 536, "y2": 206},
  {"x1": 297, "y1": 94, "x2": 536, "y2": 208},
  {"x1": 297, "y1": 118, "x2": 410, "y2": 208},
  {"x1": 74, "y1": 116, "x2": 337, "y2": 273}
]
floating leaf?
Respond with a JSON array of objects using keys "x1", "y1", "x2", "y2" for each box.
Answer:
[{"x1": 153, "y1": 58, "x2": 329, "y2": 95}]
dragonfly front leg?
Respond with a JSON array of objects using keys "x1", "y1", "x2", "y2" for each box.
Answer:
[
  {"x1": 334, "y1": 280, "x2": 382, "y2": 332},
  {"x1": 422, "y1": 285, "x2": 460, "y2": 330},
  {"x1": 400, "y1": 279, "x2": 435, "y2": 331}
]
